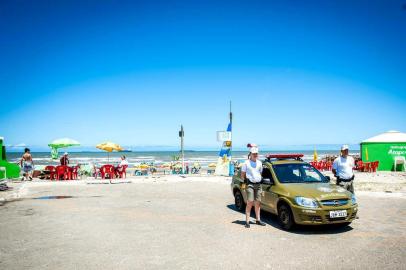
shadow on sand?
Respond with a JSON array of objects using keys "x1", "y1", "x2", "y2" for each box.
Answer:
[{"x1": 227, "y1": 204, "x2": 353, "y2": 235}]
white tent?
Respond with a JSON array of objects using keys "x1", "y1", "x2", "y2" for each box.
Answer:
[{"x1": 362, "y1": 130, "x2": 406, "y2": 143}]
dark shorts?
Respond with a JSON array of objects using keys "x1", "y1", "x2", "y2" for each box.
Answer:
[
  {"x1": 246, "y1": 183, "x2": 262, "y2": 202},
  {"x1": 23, "y1": 163, "x2": 33, "y2": 173}
]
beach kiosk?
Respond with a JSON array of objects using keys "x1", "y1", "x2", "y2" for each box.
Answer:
[
  {"x1": 0, "y1": 137, "x2": 21, "y2": 179},
  {"x1": 360, "y1": 131, "x2": 406, "y2": 171}
]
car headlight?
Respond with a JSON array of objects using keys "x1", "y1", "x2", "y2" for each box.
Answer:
[
  {"x1": 351, "y1": 194, "x2": 357, "y2": 205},
  {"x1": 294, "y1": 197, "x2": 318, "y2": 208}
]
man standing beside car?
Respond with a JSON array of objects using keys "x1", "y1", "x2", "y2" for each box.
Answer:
[
  {"x1": 241, "y1": 144, "x2": 266, "y2": 228},
  {"x1": 332, "y1": 145, "x2": 355, "y2": 193}
]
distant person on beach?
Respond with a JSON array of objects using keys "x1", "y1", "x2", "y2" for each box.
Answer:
[
  {"x1": 118, "y1": 156, "x2": 128, "y2": 167},
  {"x1": 60, "y1": 152, "x2": 69, "y2": 166},
  {"x1": 115, "y1": 156, "x2": 128, "y2": 176},
  {"x1": 241, "y1": 144, "x2": 266, "y2": 228},
  {"x1": 332, "y1": 145, "x2": 355, "y2": 193},
  {"x1": 20, "y1": 148, "x2": 34, "y2": 181}
]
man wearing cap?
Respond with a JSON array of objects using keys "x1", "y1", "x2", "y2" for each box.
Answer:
[
  {"x1": 60, "y1": 152, "x2": 69, "y2": 166},
  {"x1": 241, "y1": 144, "x2": 266, "y2": 228},
  {"x1": 332, "y1": 145, "x2": 355, "y2": 193}
]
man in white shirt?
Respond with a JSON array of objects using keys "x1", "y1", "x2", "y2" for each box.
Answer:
[
  {"x1": 332, "y1": 145, "x2": 355, "y2": 193},
  {"x1": 115, "y1": 156, "x2": 129, "y2": 177},
  {"x1": 119, "y1": 156, "x2": 129, "y2": 167},
  {"x1": 241, "y1": 145, "x2": 266, "y2": 228}
]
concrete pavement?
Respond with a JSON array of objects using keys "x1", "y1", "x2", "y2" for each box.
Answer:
[{"x1": 0, "y1": 179, "x2": 405, "y2": 269}]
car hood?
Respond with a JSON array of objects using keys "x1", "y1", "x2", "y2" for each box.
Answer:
[{"x1": 280, "y1": 182, "x2": 351, "y2": 201}]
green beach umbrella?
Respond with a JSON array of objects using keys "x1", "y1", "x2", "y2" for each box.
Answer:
[{"x1": 48, "y1": 138, "x2": 80, "y2": 159}]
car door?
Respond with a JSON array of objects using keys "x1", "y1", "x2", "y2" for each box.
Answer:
[{"x1": 261, "y1": 166, "x2": 278, "y2": 214}]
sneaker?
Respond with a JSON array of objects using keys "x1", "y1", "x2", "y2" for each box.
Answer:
[
  {"x1": 256, "y1": 220, "x2": 266, "y2": 226},
  {"x1": 245, "y1": 222, "x2": 250, "y2": 228}
]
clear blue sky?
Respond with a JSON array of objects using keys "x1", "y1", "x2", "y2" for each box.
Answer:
[{"x1": 1, "y1": 0, "x2": 405, "y2": 149}]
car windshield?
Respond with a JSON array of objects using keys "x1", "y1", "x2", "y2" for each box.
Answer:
[{"x1": 272, "y1": 163, "x2": 328, "y2": 183}]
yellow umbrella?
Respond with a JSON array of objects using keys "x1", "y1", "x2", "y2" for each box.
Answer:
[
  {"x1": 208, "y1": 163, "x2": 217, "y2": 168},
  {"x1": 365, "y1": 147, "x2": 369, "y2": 161},
  {"x1": 96, "y1": 142, "x2": 123, "y2": 152},
  {"x1": 96, "y1": 142, "x2": 123, "y2": 162},
  {"x1": 313, "y1": 148, "x2": 318, "y2": 162}
]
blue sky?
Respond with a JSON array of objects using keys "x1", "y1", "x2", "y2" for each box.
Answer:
[{"x1": 1, "y1": 0, "x2": 405, "y2": 149}]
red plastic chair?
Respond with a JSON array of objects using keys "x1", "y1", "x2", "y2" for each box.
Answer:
[
  {"x1": 364, "y1": 162, "x2": 371, "y2": 173},
  {"x1": 371, "y1": 161, "x2": 379, "y2": 172},
  {"x1": 326, "y1": 161, "x2": 332, "y2": 171},
  {"x1": 310, "y1": 161, "x2": 315, "y2": 168},
  {"x1": 318, "y1": 161, "x2": 326, "y2": 171},
  {"x1": 56, "y1": 165, "x2": 70, "y2": 180},
  {"x1": 100, "y1": 165, "x2": 115, "y2": 179},
  {"x1": 116, "y1": 165, "x2": 128, "y2": 178},
  {"x1": 355, "y1": 160, "x2": 364, "y2": 171},
  {"x1": 71, "y1": 166, "x2": 79, "y2": 180},
  {"x1": 45, "y1": 165, "x2": 57, "y2": 180}
]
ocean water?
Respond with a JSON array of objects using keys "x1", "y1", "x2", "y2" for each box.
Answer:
[{"x1": 6, "y1": 150, "x2": 354, "y2": 167}]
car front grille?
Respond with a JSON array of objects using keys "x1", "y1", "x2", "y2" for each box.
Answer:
[{"x1": 320, "y1": 199, "x2": 349, "y2": 207}]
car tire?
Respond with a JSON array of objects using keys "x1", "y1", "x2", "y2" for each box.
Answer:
[
  {"x1": 278, "y1": 204, "x2": 295, "y2": 230},
  {"x1": 234, "y1": 190, "x2": 246, "y2": 212}
]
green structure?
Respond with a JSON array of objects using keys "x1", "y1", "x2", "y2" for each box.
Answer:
[
  {"x1": 360, "y1": 131, "x2": 406, "y2": 171},
  {"x1": 0, "y1": 137, "x2": 21, "y2": 179}
]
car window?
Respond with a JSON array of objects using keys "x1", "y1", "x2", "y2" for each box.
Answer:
[
  {"x1": 262, "y1": 167, "x2": 273, "y2": 181},
  {"x1": 273, "y1": 163, "x2": 327, "y2": 183}
]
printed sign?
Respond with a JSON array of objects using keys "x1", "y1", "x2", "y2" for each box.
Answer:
[
  {"x1": 217, "y1": 131, "x2": 231, "y2": 142},
  {"x1": 388, "y1": 145, "x2": 406, "y2": 156}
]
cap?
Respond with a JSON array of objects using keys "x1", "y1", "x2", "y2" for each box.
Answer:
[
  {"x1": 341, "y1": 145, "x2": 349, "y2": 151},
  {"x1": 247, "y1": 143, "x2": 259, "y2": 154},
  {"x1": 64, "y1": 152, "x2": 68, "y2": 155}
]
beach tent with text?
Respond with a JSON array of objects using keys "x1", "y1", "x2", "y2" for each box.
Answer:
[{"x1": 360, "y1": 131, "x2": 406, "y2": 171}]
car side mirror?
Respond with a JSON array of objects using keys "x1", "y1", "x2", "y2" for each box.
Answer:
[
  {"x1": 325, "y1": 176, "x2": 331, "y2": 181},
  {"x1": 262, "y1": 178, "x2": 274, "y2": 185}
]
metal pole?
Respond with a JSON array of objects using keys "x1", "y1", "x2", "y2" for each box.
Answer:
[
  {"x1": 229, "y1": 101, "x2": 233, "y2": 176},
  {"x1": 180, "y1": 125, "x2": 185, "y2": 174}
]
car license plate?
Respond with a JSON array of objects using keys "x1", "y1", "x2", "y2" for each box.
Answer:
[{"x1": 329, "y1": 210, "x2": 347, "y2": 218}]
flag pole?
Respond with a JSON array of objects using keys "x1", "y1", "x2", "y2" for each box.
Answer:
[
  {"x1": 180, "y1": 125, "x2": 185, "y2": 174},
  {"x1": 229, "y1": 100, "x2": 233, "y2": 176}
]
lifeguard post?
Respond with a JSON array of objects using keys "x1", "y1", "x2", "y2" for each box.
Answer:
[{"x1": 0, "y1": 137, "x2": 20, "y2": 179}]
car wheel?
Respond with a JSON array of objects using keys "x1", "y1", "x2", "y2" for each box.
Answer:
[
  {"x1": 234, "y1": 190, "x2": 246, "y2": 212},
  {"x1": 278, "y1": 204, "x2": 295, "y2": 230}
]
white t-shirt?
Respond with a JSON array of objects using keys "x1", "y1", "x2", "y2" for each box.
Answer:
[
  {"x1": 119, "y1": 159, "x2": 129, "y2": 166},
  {"x1": 332, "y1": 156, "x2": 354, "y2": 179},
  {"x1": 241, "y1": 159, "x2": 263, "y2": 183}
]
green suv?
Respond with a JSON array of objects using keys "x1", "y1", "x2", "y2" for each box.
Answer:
[{"x1": 231, "y1": 154, "x2": 358, "y2": 230}]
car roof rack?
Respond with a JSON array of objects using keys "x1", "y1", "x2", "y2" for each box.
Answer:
[{"x1": 265, "y1": 153, "x2": 304, "y2": 162}]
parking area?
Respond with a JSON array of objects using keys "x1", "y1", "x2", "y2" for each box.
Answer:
[{"x1": 0, "y1": 180, "x2": 405, "y2": 269}]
